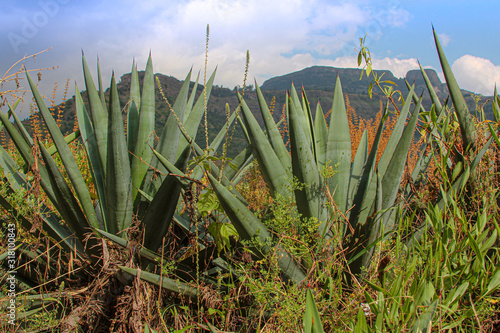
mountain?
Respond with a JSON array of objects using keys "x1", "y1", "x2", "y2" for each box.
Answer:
[
  {"x1": 261, "y1": 65, "x2": 492, "y2": 117},
  {"x1": 26, "y1": 65, "x2": 494, "y2": 157}
]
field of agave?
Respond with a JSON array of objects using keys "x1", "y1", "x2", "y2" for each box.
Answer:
[{"x1": 0, "y1": 29, "x2": 499, "y2": 332}]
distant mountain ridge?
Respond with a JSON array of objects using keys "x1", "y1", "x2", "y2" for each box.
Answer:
[
  {"x1": 261, "y1": 65, "x2": 445, "y2": 93},
  {"x1": 32, "y1": 64, "x2": 493, "y2": 158},
  {"x1": 260, "y1": 65, "x2": 492, "y2": 118}
]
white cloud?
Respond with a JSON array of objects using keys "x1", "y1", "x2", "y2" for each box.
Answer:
[
  {"x1": 438, "y1": 33, "x2": 451, "y2": 47},
  {"x1": 452, "y1": 54, "x2": 500, "y2": 95},
  {"x1": 1, "y1": 0, "x2": 416, "y2": 118}
]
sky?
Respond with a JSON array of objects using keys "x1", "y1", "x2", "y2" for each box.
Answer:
[{"x1": 1, "y1": 0, "x2": 499, "y2": 119}]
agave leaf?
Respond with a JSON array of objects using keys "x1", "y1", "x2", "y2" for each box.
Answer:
[
  {"x1": 289, "y1": 83, "x2": 310, "y2": 143},
  {"x1": 95, "y1": 228, "x2": 160, "y2": 262},
  {"x1": 208, "y1": 173, "x2": 306, "y2": 284},
  {"x1": 376, "y1": 85, "x2": 415, "y2": 179},
  {"x1": 381, "y1": 98, "x2": 421, "y2": 230},
  {"x1": 433, "y1": 28, "x2": 477, "y2": 152},
  {"x1": 224, "y1": 144, "x2": 254, "y2": 182},
  {"x1": 348, "y1": 130, "x2": 368, "y2": 211},
  {"x1": 106, "y1": 74, "x2": 133, "y2": 235},
  {"x1": 145, "y1": 70, "x2": 192, "y2": 195},
  {"x1": 418, "y1": 62, "x2": 442, "y2": 114},
  {"x1": 301, "y1": 88, "x2": 317, "y2": 163},
  {"x1": 178, "y1": 69, "x2": 217, "y2": 159},
  {"x1": 75, "y1": 84, "x2": 107, "y2": 227},
  {"x1": 326, "y1": 76, "x2": 351, "y2": 214},
  {"x1": 348, "y1": 106, "x2": 387, "y2": 228},
  {"x1": 238, "y1": 94, "x2": 291, "y2": 198},
  {"x1": 38, "y1": 143, "x2": 93, "y2": 248},
  {"x1": 304, "y1": 288, "x2": 325, "y2": 333},
  {"x1": 131, "y1": 54, "x2": 155, "y2": 201},
  {"x1": 127, "y1": 59, "x2": 141, "y2": 160},
  {"x1": 314, "y1": 103, "x2": 328, "y2": 168},
  {"x1": 26, "y1": 70, "x2": 99, "y2": 229},
  {"x1": 352, "y1": 84, "x2": 415, "y2": 229},
  {"x1": 255, "y1": 82, "x2": 291, "y2": 172},
  {"x1": 7, "y1": 100, "x2": 33, "y2": 147},
  {"x1": 183, "y1": 71, "x2": 199, "y2": 122},
  {"x1": 97, "y1": 56, "x2": 107, "y2": 110},
  {"x1": 46, "y1": 130, "x2": 81, "y2": 156},
  {"x1": 288, "y1": 96, "x2": 328, "y2": 235},
  {"x1": 141, "y1": 174, "x2": 183, "y2": 251},
  {"x1": 119, "y1": 266, "x2": 198, "y2": 298},
  {"x1": 82, "y1": 53, "x2": 108, "y2": 177},
  {"x1": 348, "y1": 170, "x2": 383, "y2": 277}
]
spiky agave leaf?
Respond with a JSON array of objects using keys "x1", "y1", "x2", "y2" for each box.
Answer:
[
  {"x1": 106, "y1": 73, "x2": 133, "y2": 235},
  {"x1": 26, "y1": 70, "x2": 99, "y2": 229},
  {"x1": 326, "y1": 76, "x2": 351, "y2": 214},
  {"x1": 433, "y1": 27, "x2": 477, "y2": 152},
  {"x1": 288, "y1": 95, "x2": 328, "y2": 236},
  {"x1": 207, "y1": 173, "x2": 307, "y2": 285},
  {"x1": 130, "y1": 54, "x2": 155, "y2": 201}
]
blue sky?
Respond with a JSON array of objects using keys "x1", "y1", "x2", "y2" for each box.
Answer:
[{"x1": 1, "y1": 0, "x2": 499, "y2": 118}]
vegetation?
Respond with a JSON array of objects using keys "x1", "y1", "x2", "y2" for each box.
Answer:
[{"x1": 0, "y1": 28, "x2": 499, "y2": 332}]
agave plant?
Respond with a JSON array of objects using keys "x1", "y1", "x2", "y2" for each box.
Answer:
[
  {"x1": 0, "y1": 53, "x2": 249, "y2": 327},
  {"x1": 201, "y1": 70, "x2": 424, "y2": 286}
]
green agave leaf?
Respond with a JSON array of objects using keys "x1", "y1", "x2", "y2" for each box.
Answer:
[
  {"x1": 348, "y1": 130, "x2": 368, "y2": 211},
  {"x1": 326, "y1": 75, "x2": 351, "y2": 214},
  {"x1": 131, "y1": 54, "x2": 155, "y2": 201},
  {"x1": 348, "y1": 170, "x2": 383, "y2": 277},
  {"x1": 348, "y1": 106, "x2": 387, "y2": 228},
  {"x1": 288, "y1": 96, "x2": 328, "y2": 235},
  {"x1": 314, "y1": 103, "x2": 328, "y2": 168},
  {"x1": 75, "y1": 84, "x2": 107, "y2": 227},
  {"x1": 352, "y1": 83, "x2": 415, "y2": 229},
  {"x1": 224, "y1": 144, "x2": 254, "y2": 183},
  {"x1": 145, "y1": 70, "x2": 192, "y2": 196},
  {"x1": 97, "y1": 56, "x2": 107, "y2": 110},
  {"x1": 141, "y1": 153, "x2": 184, "y2": 251},
  {"x1": 181, "y1": 69, "x2": 216, "y2": 144},
  {"x1": 8, "y1": 100, "x2": 33, "y2": 147},
  {"x1": 38, "y1": 142, "x2": 94, "y2": 251},
  {"x1": 82, "y1": 53, "x2": 108, "y2": 177},
  {"x1": 376, "y1": 85, "x2": 415, "y2": 180},
  {"x1": 106, "y1": 74, "x2": 133, "y2": 235},
  {"x1": 207, "y1": 173, "x2": 306, "y2": 285},
  {"x1": 95, "y1": 228, "x2": 160, "y2": 262},
  {"x1": 301, "y1": 88, "x2": 317, "y2": 164},
  {"x1": 238, "y1": 94, "x2": 291, "y2": 199},
  {"x1": 26, "y1": 70, "x2": 99, "y2": 229},
  {"x1": 119, "y1": 266, "x2": 198, "y2": 298},
  {"x1": 46, "y1": 130, "x2": 81, "y2": 156},
  {"x1": 381, "y1": 98, "x2": 421, "y2": 230},
  {"x1": 127, "y1": 59, "x2": 141, "y2": 161},
  {"x1": 418, "y1": 62, "x2": 442, "y2": 114},
  {"x1": 433, "y1": 28, "x2": 477, "y2": 152},
  {"x1": 183, "y1": 71, "x2": 199, "y2": 122},
  {"x1": 187, "y1": 139, "x2": 248, "y2": 204},
  {"x1": 290, "y1": 83, "x2": 310, "y2": 143},
  {"x1": 304, "y1": 288, "x2": 325, "y2": 333},
  {"x1": 255, "y1": 81, "x2": 291, "y2": 172}
]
